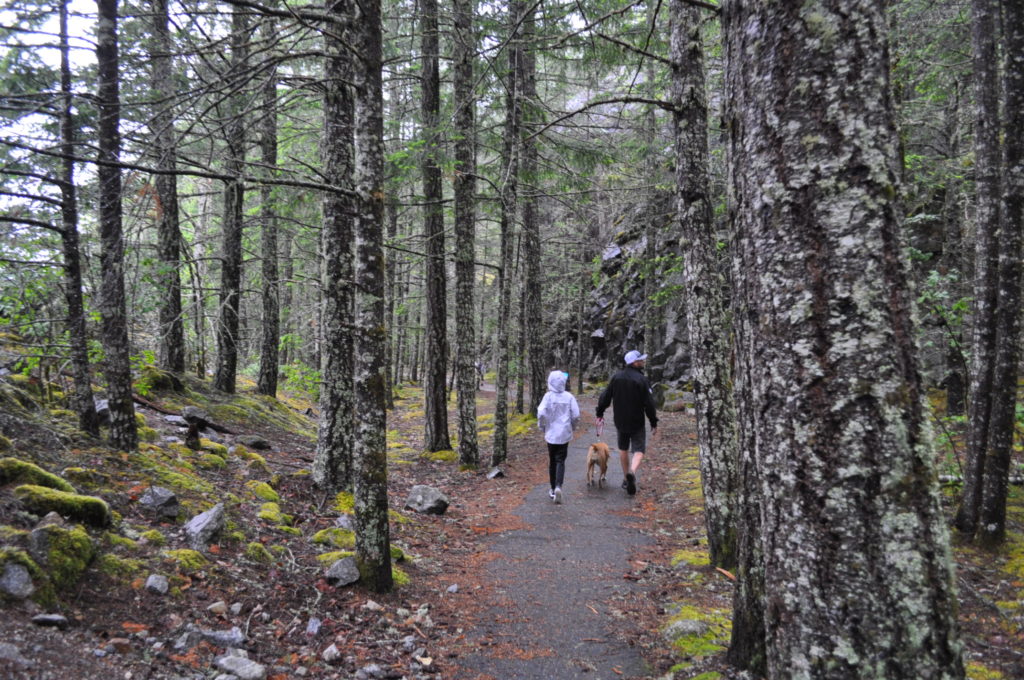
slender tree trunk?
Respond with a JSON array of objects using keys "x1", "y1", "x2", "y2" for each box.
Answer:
[
  {"x1": 452, "y1": 0, "x2": 478, "y2": 467},
  {"x1": 257, "y1": 14, "x2": 281, "y2": 398},
  {"x1": 520, "y1": 4, "x2": 544, "y2": 415},
  {"x1": 60, "y1": 0, "x2": 99, "y2": 437},
  {"x1": 279, "y1": 228, "x2": 294, "y2": 367},
  {"x1": 314, "y1": 0, "x2": 356, "y2": 493},
  {"x1": 384, "y1": 196, "x2": 398, "y2": 408},
  {"x1": 979, "y1": 0, "x2": 1024, "y2": 546},
  {"x1": 671, "y1": 0, "x2": 738, "y2": 570},
  {"x1": 956, "y1": 0, "x2": 1003, "y2": 535},
  {"x1": 421, "y1": 0, "x2": 451, "y2": 452},
  {"x1": 352, "y1": 0, "x2": 393, "y2": 591},
  {"x1": 724, "y1": 0, "x2": 964, "y2": 675},
  {"x1": 492, "y1": 0, "x2": 523, "y2": 466},
  {"x1": 151, "y1": 0, "x2": 184, "y2": 374},
  {"x1": 212, "y1": 8, "x2": 250, "y2": 394},
  {"x1": 95, "y1": 0, "x2": 137, "y2": 451}
]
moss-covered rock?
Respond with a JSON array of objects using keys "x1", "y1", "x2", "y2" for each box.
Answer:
[
  {"x1": 316, "y1": 550, "x2": 355, "y2": 566},
  {"x1": 163, "y1": 549, "x2": 207, "y2": 572},
  {"x1": 0, "y1": 548, "x2": 55, "y2": 606},
  {"x1": 196, "y1": 453, "x2": 227, "y2": 470},
  {"x1": 134, "y1": 365, "x2": 183, "y2": 394},
  {"x1": 0, "y1": 525, "x2": 28, "y2": 542},
  {"x1": 200, "y1": 438, "x2": 228, "y2": 457},
  {"x1": 391, "y1": 565, "x2": 410, "y2": 587},
  {"x1": 30, "y1": 524, "x2": 95, "y2": 590},
  {"x1": 0, "y1": 434, "x2": 11, "y2": 452},
  {"x1": 257, "y1": 502, "x2": 292, "y2": 525},
  {"x1": 140, "y1": 530, "x2": 166, "y2": 547},
  {"x1": 0, "y1": 458, "x2": 75, "y2": 492},
  {"x1": 424, "y1": 449, "x2": 457, "y2": 463},
  {"x1": 246, "y1": 480, "x2": 280, "y2": 502},
  {"x1": 138, "y1": 426, "x2": 159, "y2": 442},
  {"x1": 311, "y1": 528, "x2": 355, "y2": 549},
  {"x1": 244, "y1": 542, "x2": 275, "y2": 564},
  {"x1": 14, "y1": 485, "x2": 110, "y2": 526},
  {"x1": 97, "y1": 553, "x2": 145, "y2": 581},
  {"x1": 104, "y1": 532, "x2": 138, "y2": 550}
]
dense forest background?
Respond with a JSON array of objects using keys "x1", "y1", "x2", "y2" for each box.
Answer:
[{"x1": 1, "y1": 0, "x2": 1022, "y2": 675}]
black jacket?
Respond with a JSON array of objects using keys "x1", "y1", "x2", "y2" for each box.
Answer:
[{"x1": 596, "y1": 366, "x2": 658, "y2": 433}]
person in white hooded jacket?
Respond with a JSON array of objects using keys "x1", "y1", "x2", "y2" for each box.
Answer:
[{"x1": 537, "y1": 370, "x2": 581, "y2": 504}]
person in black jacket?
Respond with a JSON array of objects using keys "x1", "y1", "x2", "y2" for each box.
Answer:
[{"x1": 595, "y1": 350, "x2": 658, "y2": 495}]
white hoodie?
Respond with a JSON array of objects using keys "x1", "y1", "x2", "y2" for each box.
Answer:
[{"x1": 537, "y1": 370, "x2": 581, "y2": 445}]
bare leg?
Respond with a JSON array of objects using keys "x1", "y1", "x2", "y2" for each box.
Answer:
[
  {"x1": 630, "y1": 451, "x2": 644, "y2": 475},
  {"x1": 619, "y1": 449, "x2": 630, "y2": 477}
]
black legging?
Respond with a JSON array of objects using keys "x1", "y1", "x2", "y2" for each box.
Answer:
[{"x1": 547, "y1": 442, "x2": 568, "y2": 489}]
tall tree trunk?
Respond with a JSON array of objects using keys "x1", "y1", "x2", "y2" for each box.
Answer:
[
  {"x1": 723, "y1": 0, "x2": 964, "y2": 675},
  {"x1": 314, "y1": 0, "x2": 356, "y2": 493},
  {"x1": 257, "y1": 13, "x2": 281, "y2": 398},
  {"x1": 353, "y1": 0, "x2": 393, "y2": 591},
  {"x1": 955, "y1": 0, "x2": 1003, "y2": 535},
  {"x1": 979, "y1": 0, "x2": 1024, "y2": 546},
  {"x1": 212, "y1": 8, "x2": 250, "y2": 394},
  {"x1": 453, "y1": 0, "x2": 478, "y2": 468},
  {"x1": 491, "y1": 0, "x2": 523, "y2": 466},
  {"x1": 95, "y1": 0, "x2": 137, "y2": 451},
  {"x1": 421, "y1": 0, "x2": 451, "y2": 452},
  {"x1": 384, "y1": 196, "x2": 399, "y2": 408},
  {"x1": 520, "y1": 3, "x2": 544, "y2": 416},
  {"x1": 150, "y1": 0, "x2": 184, "y2": 374},
  {"x1": 670, "y1": 0, "x2": 738, "y2": 570},
  {"x1": 60, "y1": 0, "x2": 99, "y2": 437}
]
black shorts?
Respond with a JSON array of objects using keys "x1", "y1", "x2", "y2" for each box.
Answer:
[{"x1": 617, "y1": 428, "x2": 647, "y2": 454}]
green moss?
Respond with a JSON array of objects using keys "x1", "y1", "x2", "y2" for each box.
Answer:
[
  {"x1": 292, "y1": 469, "x2": 311, "y2": 477},
  {"x1": 0, "y1": 434, "x2": 10, "y2": 451},
  {"x1": 316, "y1": 550, "x2": 355, "y2": 566},
  {"x1": 97, "y1": 553, "x2": 145, "y2": 580},
  {"x1": 391, "y1": 565, "x2": 410, "y2": 587},
  {"x1": 196, "y1": 453, "x2": 227, "y2": 470},
  {"x1": 312, "y1": 528, "x2": 355, "y2": 549},
  {"x1": 333, "y1": 492, "x2": 355, "y2": 514},
  {"x1": 36, "y1": 524, "x2": 95, "y2": 589},
  {"x1": 163, "y1": 549, "x2": 207, "y2": 572},
  {"x1": 140, "y1": 530, "x2": 166, "y2": 547},
  {"x1": 275, "y1": 526, "x2": 301, "y2": 536},
  {"x1": 135, "y1": 412, "x2": 148, "y2": 428},
  {"x1": 0, "y1": 548, "x2": 55, "y2": 606},
  {"x1": 966, "y1": 662, "x2": 1005, "y2": 680},
  {"x1": 14, "y1": 485, "x2": 110, "y2": 526},
  {"x1": 506, "y1": 414, "x2": 536, "y2": 438},
  {"x1": 209, "y1": 404, "x2": 249, "y2": 422},
  {"x1": 246, "y1": 480, "x2": 280, "y2": 502},
  {"x1": 0, "y1": 457, "x2": 75, "y2": 492},
  {"x1": 134, "y1": 365, "x2": 181, "y2": 394},
  {"x1": 0, "y1": 525, "x2": 28, "y2": 541},
  {"x1": 200, "y1": 439, "x2": 228, "y2": 457},
  {"x1": 662, "y1": 605, "x2": 731, "y2": 659},
  {"x1": 104, "y1": 532, "x2": 138, "y2": 550},
  {"x1": 49, "y1": 408, "x2": 76, "y2": 419},
  {"x1": 424, "y1": 449, "x2": 457, "y2": 463},
  {"x1": 391, "y1": 544, "x2": 409, "y2": 562},
  {"x1": 138, "y1": 426, "x2": 159, "y2": 442},
  {"x1": 258, "y1": 502, "x2": 292, "y2": 525},
  {"x1": 244, "y1": 542, "x2": 275, "y2": 564},
  {"x1": 671, "y1": 549, "x2": 710, "y2": 568}
]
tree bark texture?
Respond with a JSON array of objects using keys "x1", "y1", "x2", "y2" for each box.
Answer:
[
  {"x1": 979, "y1": 0, "x2": 1024, "y2": 546},
  {"x1": 421, "y1": 0, "x2": 451, "y2": 452},
  {"x1": 491, "y1": 2, "x2": 523, "y2": 465},
  {"x1": 670, "y1": 0, "x2": 738, "y2": 570},
  {"x1": 955, "y1": 0, "x2": 1003, "y2": 535},
  {"x1": 60, "y1": 0, "x2": 99, "y2": 437},
  {"x1": 453, "y1": 0, "x2": 479, "y2": 468},
  {"x1": 150, "y1": 0, "x2": 185, "y2": 375},
  {"x1": 314, "y1": 0, "x2": 356, "y2": 493},
  {"x1": 95, "y1": 0, "x2": 137, "y2": 451},
  {"x1": 520, "y1": 5, "x2": 545, "y2": 417},
  {"x1": 212, "y1": 8, "x2": 249, "y2": 394},
  {"x1": 353, "y1": 0, "x2": 393, "y2": 591},
  {"x1": 723, "y1": 0, "x2": 964, "y2": 676},
  {"x1": 257, "y1": 13, "x2": 281, "y2": 398}
]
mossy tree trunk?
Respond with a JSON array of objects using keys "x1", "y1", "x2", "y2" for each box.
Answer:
[
  {"x1": 59, "y1": 0, "x2": 98, "y2": 437},
  {"x1": 313, "y1": 0, "x2": 356, "y2": 493},
  {"x1": 421, "y1": 0, "x2": 451, "y2": 453},
  {"x1": 352, "y1": 0, "x2": 393, "y2": 592},
  {"x1": 670, "y1": 0, "x2": 738, "y2": 570},
  {"x1": 212, "y1": 8, "x2": 250, "y2": 394},
  {"x1": 453, "y1": 0, "x2": 478, "y2": 468},
  {"x1": 723, "y1": 0, "x2": 964, "y2": 675},
  {"x1": 95, "y1": 0, "x2": 137, "y2": 452},
  {"x1": 150, "y1": 0, "x2": 185, "y2": 376}
]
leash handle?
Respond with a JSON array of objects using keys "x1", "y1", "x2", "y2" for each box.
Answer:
[{"x1": 596, "y1": 419, "x2": 604, "y2": 437}]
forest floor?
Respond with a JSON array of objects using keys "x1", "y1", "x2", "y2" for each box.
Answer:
[{"x1": 0, "y1": 373, "x2": 1022, "y2": 679}]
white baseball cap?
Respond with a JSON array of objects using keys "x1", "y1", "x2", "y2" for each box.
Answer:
[{"x1": 624, "y1": 350, "x2": 647, "y2": 364}]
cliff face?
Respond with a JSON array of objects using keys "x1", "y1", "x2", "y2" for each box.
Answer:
[{"x1": 579, "y1": 195, "x2": 692, "y2": 389}]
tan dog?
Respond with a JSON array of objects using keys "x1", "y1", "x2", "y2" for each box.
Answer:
[{"x1": 586, "y1": 442, "x2": 610, "y2": 488}]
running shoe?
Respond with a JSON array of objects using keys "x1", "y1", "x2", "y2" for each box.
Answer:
[
  {"x1": 553, "y1": 487, "x2": 563, "y2": 504},
  {"x1": 625, "y1": 472, "x2": 636, "y2": 495}
]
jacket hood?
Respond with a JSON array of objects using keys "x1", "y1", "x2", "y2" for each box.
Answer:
[{"x1": 547, "y1": 370, "x2": 567, "y2": 393}]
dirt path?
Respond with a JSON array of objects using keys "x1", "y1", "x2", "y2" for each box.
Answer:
[{"x1": 449, "y1": 399, "x2": 662, "y2": 679}]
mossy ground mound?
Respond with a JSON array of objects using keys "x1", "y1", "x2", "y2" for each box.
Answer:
[
  {"x1": 0, "y1": 457, "x2": 75, "y2": 492},
  {"x1": 14, "y1": 485, "x2": 110, "y2": 526}
]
